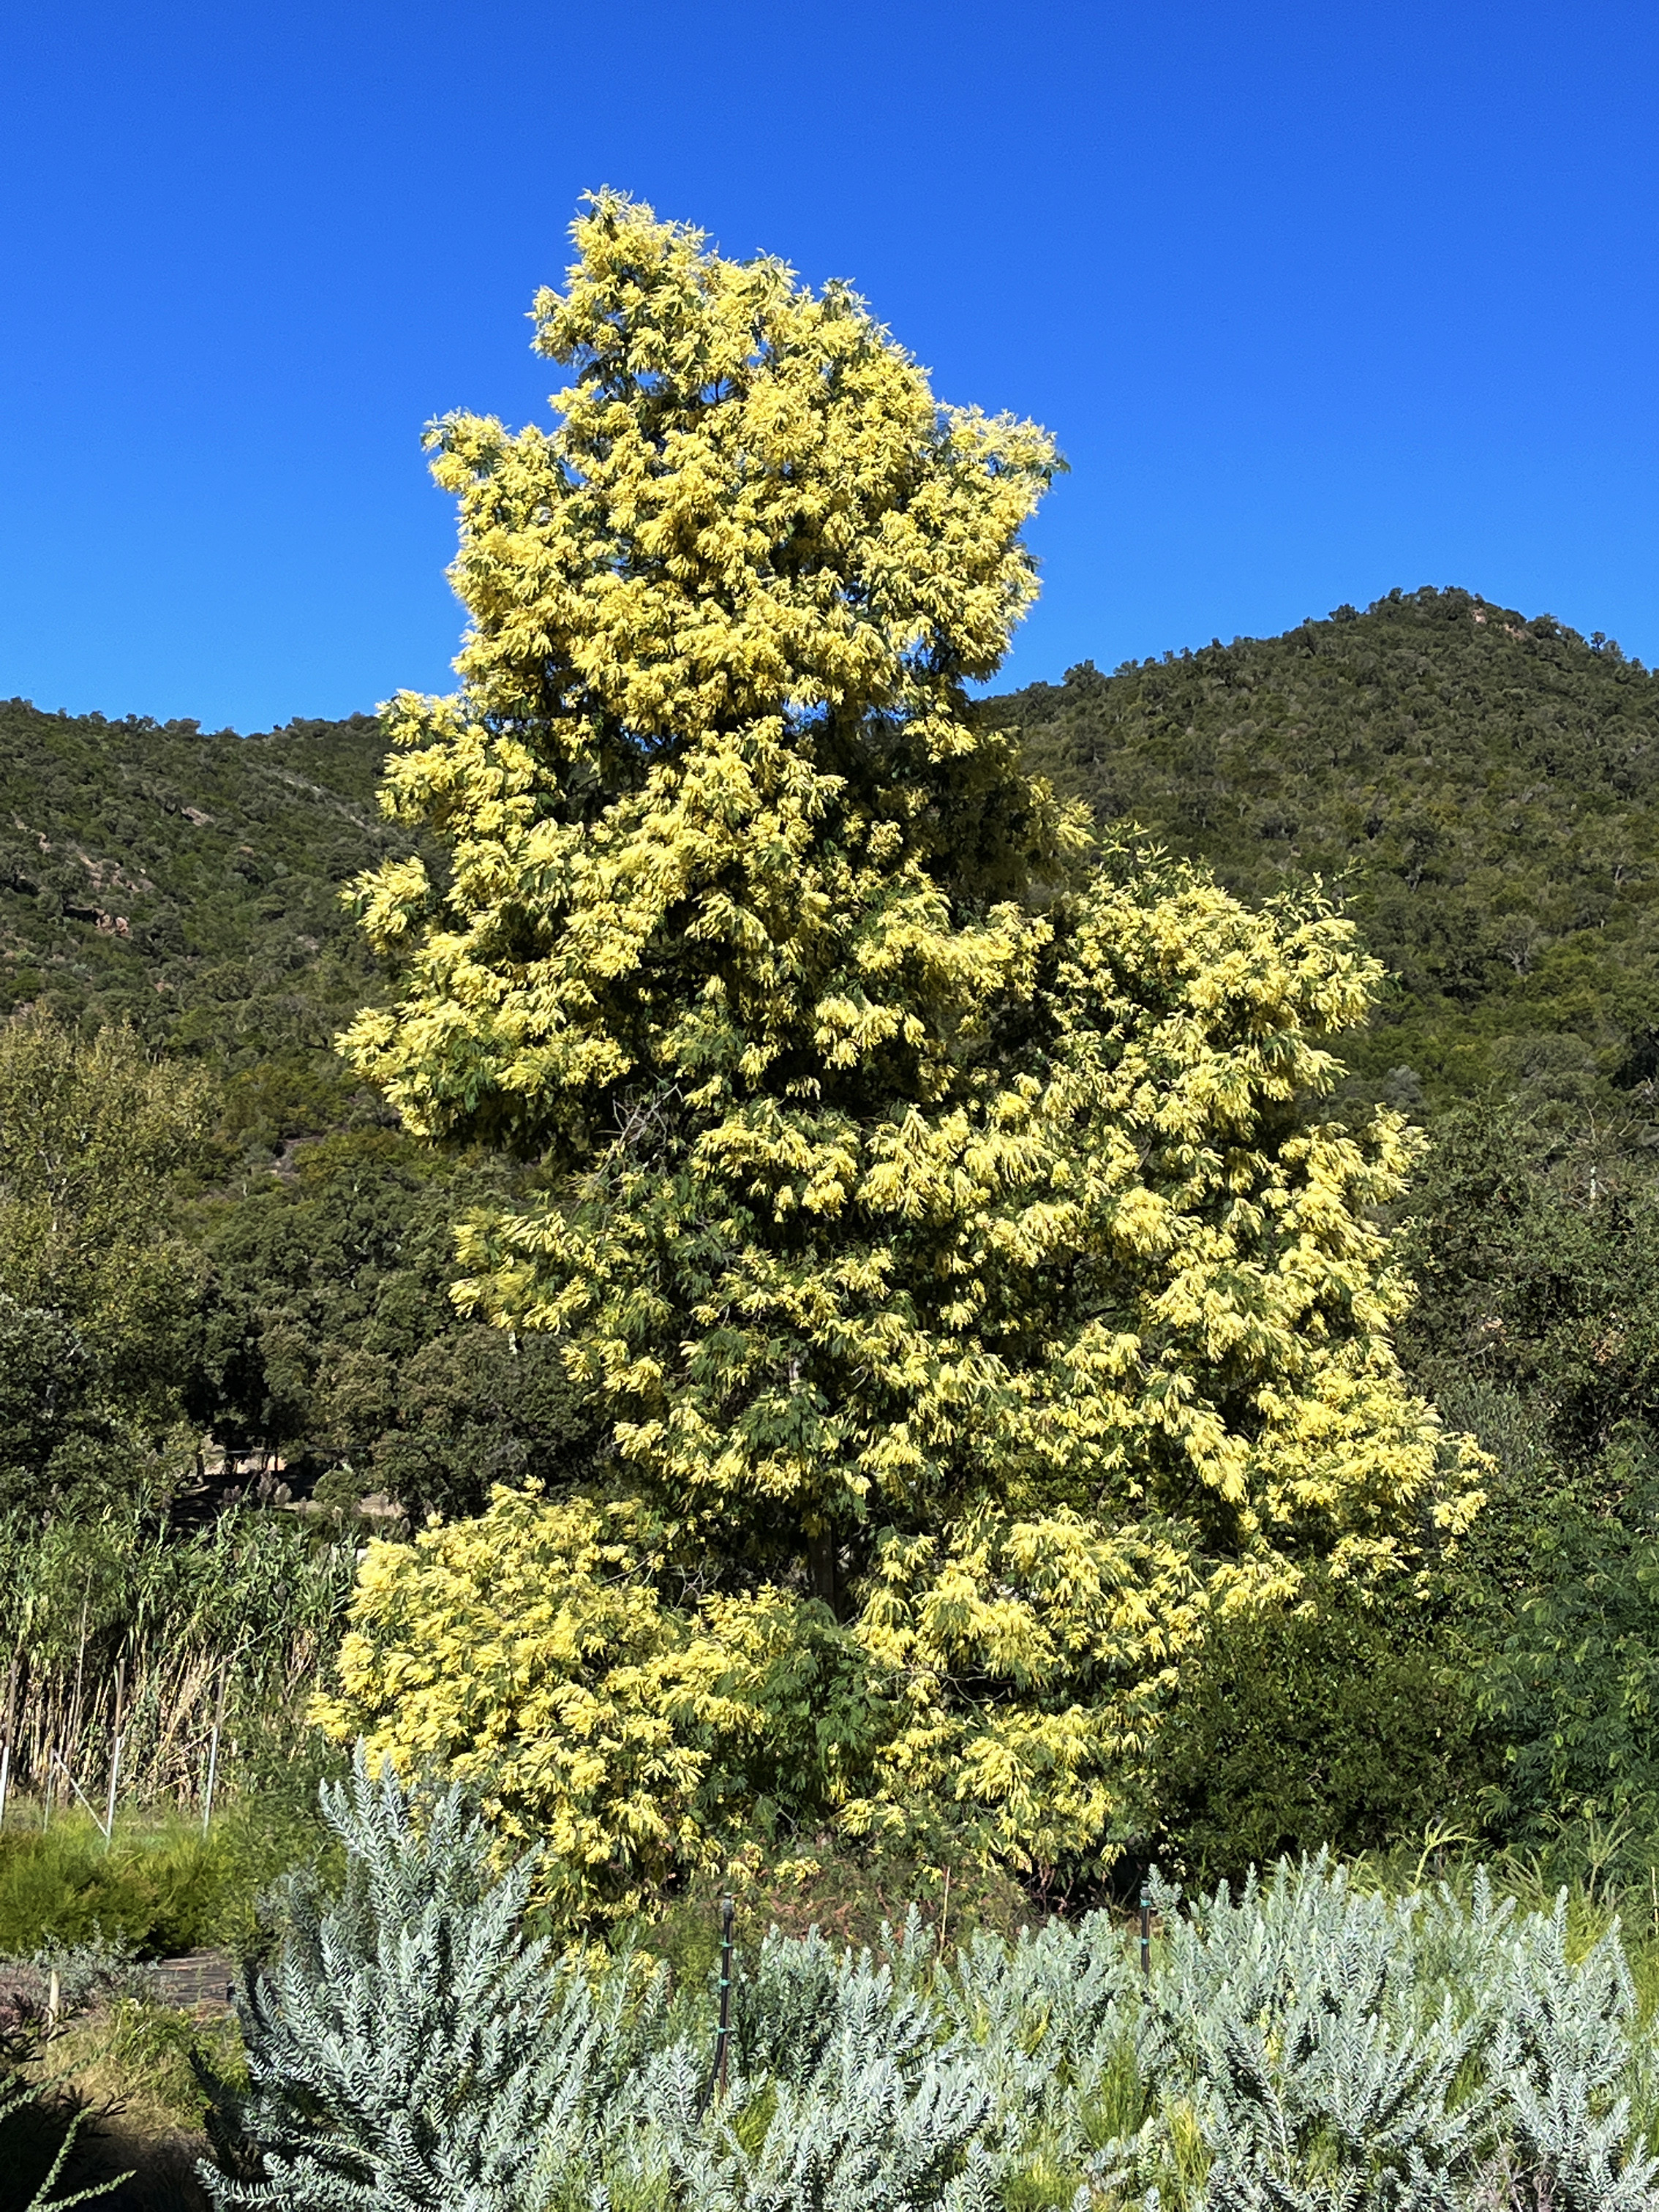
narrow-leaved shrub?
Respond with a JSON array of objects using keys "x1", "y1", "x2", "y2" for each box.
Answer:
[{"x1": 201, "y1": 1772, "x2": 1659, "y2": 2212}]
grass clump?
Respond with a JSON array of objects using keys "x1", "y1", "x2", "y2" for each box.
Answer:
[
  {"x1": 0, "y1": 1812, "x2": 236, "y2": 1958},
  {"x1": 0, "y1": 1768, "x2": 338, "y2": 1960}
]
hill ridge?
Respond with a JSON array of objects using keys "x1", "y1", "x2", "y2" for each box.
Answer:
[
  {"x1": 983, "y1": 584, "x2": 1659, "y2": 1113},
  {"x1": 2, "y1": 581, "x2": 1653, "y2": 1137}
]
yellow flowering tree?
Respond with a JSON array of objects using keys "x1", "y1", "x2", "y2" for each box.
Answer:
[{"x1": 324, "y1": 194, "x2": 1483, "y2": 1895}]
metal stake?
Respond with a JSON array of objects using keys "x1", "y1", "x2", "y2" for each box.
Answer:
[
  {"x1": 102, "y1": 1731, "x2": 121, "y2": 1850},
  {"x1": 203, "y1": 1666, "x2": 228, "y2": 1835},
  {"x1": 715, "y1": 1894, "x2": 735, "y2": 2103},
  {"x1": 1140, "y1": 1887, "x2": 1151, "y2": 1982}
]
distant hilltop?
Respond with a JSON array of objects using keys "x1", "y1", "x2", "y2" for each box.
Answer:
[{"x1": 979, "y1": 586, "x2": 1659, "y2": 1116}]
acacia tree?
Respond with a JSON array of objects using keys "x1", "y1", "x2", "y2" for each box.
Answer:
[{"x1": 328, "y1": 195, "x2": 1482, "y2": 1886}]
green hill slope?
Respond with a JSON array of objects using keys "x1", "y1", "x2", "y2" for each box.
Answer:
[
  {"x1": 0, "y1": 699, "x2": 410, "y2": 1146},
  {"x1": 980, "y1": 585, "x2": 1659, "y2": 1113},
  {"x1": 4, "y1": 582, "x2": 1655, "y2": 1136}
]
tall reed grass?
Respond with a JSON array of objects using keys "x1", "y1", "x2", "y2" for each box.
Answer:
[{"x1": 0, "y1": 1509, "x2": 353, "y2": 1821}]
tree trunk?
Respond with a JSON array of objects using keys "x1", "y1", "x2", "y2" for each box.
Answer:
[{"x1": 807, "y1": 1529, "x2": 840, "y2": 1620}]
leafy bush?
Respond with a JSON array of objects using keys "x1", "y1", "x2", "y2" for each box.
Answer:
[
  {"x1": 1146, "y1": 1579, "x2": 1499, "y2": 1884},
  {"x1": 0, "y1": 1787, "x2": 335, "y2": 1958},
  {"x1": 1465, "y1": 1461, "x2": 1659, "y2": 1854},
  {"x1": 0, "y1": 1813, "x2": 231, "y2": 1957},
  {"x1": 200, "y1": 1766, "x2": 1659, "y2": 2212},
  {"x1": 1091, "y1": 1858, "x2": 1659, "y2": 2212},
  {"x1": 26, "y1": 1929, "x2": 162, "y2": 2013}
]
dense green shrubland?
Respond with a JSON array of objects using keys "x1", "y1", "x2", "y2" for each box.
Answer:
[
  {"x1": 985, "y1": 586, "x2": 1659, "y2": 1117},
  {"x1": 0, "y1": 699, "x2": 402, "y2": 1146},
  {"x1": 0, "y1": 1790, "x2": 339, "y2": 1957},
  {"x1": 194, "y1": 1763, "x2": 1659, "y2": 2212},
  {"x1": 1138, "y1": 1578, "x2": 1495, "y2": 1886}
]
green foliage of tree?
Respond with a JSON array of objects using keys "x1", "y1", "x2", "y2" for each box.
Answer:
[
  {"x1": 1396, "y1": 1100, "x2": 1659, "y2": 1464},
  {"x1": 0, "y1": 1017, "x2": 209, "y2": 1511},
  {"x1": 1388, "y1": 1104, "x2": 1659, "y2": 1862},
  {"x1": 985, "y1": 587, "x2": 1659, "y2": 1113},
  {"x1": 1143, "y1": 1578, "x2": 1498, "y2": 1886},
  {"x1": 188, "y1": 1128, "x2": 601, "y2": 1521},
  {"x1": 1469, "y1": 1456, "x2": 1659, "y2": 1849}
]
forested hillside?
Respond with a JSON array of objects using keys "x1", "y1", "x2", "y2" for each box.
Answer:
[
  {"x1": 0, "y1": 699, "x2": 408, "y2": 1148},
  {"x1": 982, "y1": 584, "x2": 1659, "y2": 1113},
  {"x1": 8, "y1": 587, "x2": 1657, "y2": 1137}
]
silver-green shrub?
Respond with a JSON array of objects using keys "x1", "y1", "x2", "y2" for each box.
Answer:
[
  {"x1": 200, "y1": 1772, "x2": 1659, "y2": 2212},
  {"x1": 1080, "y1": 1859, "x2": 1658, "y2": 2212},
  {"x1": 1486, "y1": 1895, "x2": 1655, "y2": 2211}
]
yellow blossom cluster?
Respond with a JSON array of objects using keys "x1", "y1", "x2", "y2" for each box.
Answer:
[{"x1": 324, "y1": 195, "x2": 1485, "y2": 1900}]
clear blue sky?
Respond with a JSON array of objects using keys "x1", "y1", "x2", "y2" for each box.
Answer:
[{"x1": 2, "y1": 0, "x2": 1655, "y2": 732}]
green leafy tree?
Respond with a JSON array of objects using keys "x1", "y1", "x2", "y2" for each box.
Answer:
[
  {"x1": 330, "y1": 195, "x2": 1482, "y2": 1884},
  {"x1": 0, "y1": 1015, "x2": 208, "y2": 1508},
  {"x1": 189, "y1": 1127, "x2": 600, "y2": 1519},
  {"x1": 1397, "y1": 1099, "x2": 1659, "y2": 1465},
  {"x1": 1391, "y1": 1105, "x2": 1659, "y2": 1862},
  {"x1": 1467, "y1": 1451, "x2": 1659, "y2": 1850},
  {"x1": 1143, "y1": 1576, "x2": 1497, "y2": 1884}
]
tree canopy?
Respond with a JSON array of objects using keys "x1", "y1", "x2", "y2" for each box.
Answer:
[
  {"x1": 0, "y1": 1017, "x2": 208, "y2": 1511},
  {"x1": 322, "y1": 196, "x2": 1483, "y2": 1895}
]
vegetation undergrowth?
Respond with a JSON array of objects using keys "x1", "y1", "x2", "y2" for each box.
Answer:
[
  {"x1": 178, "y1": 1760, "x2": 1659, "y2": 2212},
  {"x1": 0, "y1": 1987, "x2": 246, "y2": 2212},
  {"x1": 23, "y1": 1779, "x2": 1659, "y2": 2212},
  {"x1": 0, "y1": 1750, "x2": 342, "y2": 1959}
]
